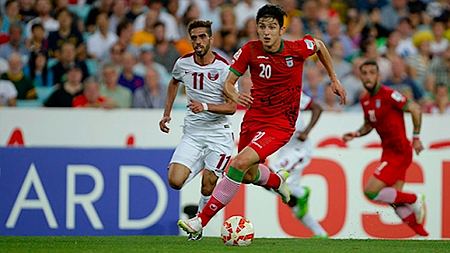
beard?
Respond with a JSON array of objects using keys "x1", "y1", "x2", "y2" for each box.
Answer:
[{"x1": 195, "y1": 44, "x2": 210, "y2": 57}]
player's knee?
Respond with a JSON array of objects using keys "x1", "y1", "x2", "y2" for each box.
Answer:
[
  {"x1": 364, "y1": 191, "x2": 379, "y2": 200},
  {"x1": 200, "y1": 186, "x2": 214, "y2": 196},
  {"x1": 230, "y1": 158, "x2": 250, "y2": 172},
  {"x1": 168, "y1": 177, "x2": 184, "y2": 190}
]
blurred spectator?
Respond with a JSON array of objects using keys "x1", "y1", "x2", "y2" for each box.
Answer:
[
  {"x1": 19, "y1": 0, "x2": 38, "y2": 24},
  {"x1": 26, "y1": 23, "x2": 48, "y2": 54},
  {"x1": 380, "y1": 0, "x2": 409, "y2": 32},
  {"x1": 0, "y1": 22, "x2": 29, "y2": 63},
  {"x1": 384, "y1": 55, "x2": 425, "y2": 104},
  {"x1": 329, "y1": 39, "x2": 352, "y2": 80},
  {"x1": 321, "y1": 83, "x2": 343, "y2": 112},
  {"x1": 130, "y1": 8, "x2": 157, "y2": 47},
  {"x1": 358, "y1": 37, "x2": 392, "y2": 82},
  {"x1": 24, "y1": 50, "x2": 53, "y2": 87},
  {"x1": 340, "y1": 57, "x2": 365, "y2": 107},
  {"x1": 52, "y1": 0, "x2": 84, "y2": 33},
  {"x1": 430, "y1": 19, "x2": 449, "y2": 57},
  {"x1": 213, "y1": 5, "x2": 237, "y2": 49},
  {"x1": 26, "y1": 0, "x2": 59, "y2": 39},
  {"x1": 426, "y1": 0, "x2": 450, "y2": 21},
  {"x1": 395, "y1": 17, "x2": 418, "y2": 58},
  {"x1": 118, "y1": 51, "x2": 143, "y2": 92},
  {"x1": 153, "y1": 22, "x2": 180, "y2": 73},
  {"x1": 1, "y1": 53, "x2": 35, "y2": 100},
  {"x1": 316, "y1": 0, "x2": 339, "y2": 23},
  {"x1": 301, "y1": 0, "x2": 325, "y2": 36},
  {"x1": 133, "y1": 66, "x2": 166, "y2": 108},
  {"x1": 323, "y1": 17, "x2": 355, "y2": 59},
  {"x1": 283, "y1": 15, "x2": 303, "y2": 41},
  {"x1": 116, "y1": 19, "x2": 139, "y2": 57},
  {"x1": 44, "y1": 62, "x2": 83, "y2": 107},
  {"x1": 238, "y1": 18, "x2": 258, "y2": 47},
  {"x1": 345, "y1": 12, "x2": 366, "y2": 53},
  {"x1": 134, "y1": 0, "x2": 179, "y2": 42},
  {"x1": 95, "y1": 42, "x2": 123, "y2": 81},
  {"x1": 0, "y1": 13, "x2": 10, "y2": 45},
  {"x1": 47, "y1": 8, "x2": 84, "y2": 59},
  {"x1": 108, "y1": 0, "x2": 127, "y2": 34},
  {"x1": 73, "y1": 77, "x2": 116, "y2": 108},
  {"x1": 365, "y1": 7, "x2": 390, "y2": 39},
  {"x1": 279, "y1": 0, "x2": 301, "y2": 30},
  {"x1": 86, "y1": 0, "x2": 114, "y2": 33},
  {"x1": 126, "y1": 0, "x2": 146, "y2": 22},
  {"x1": 429, "y1": 45, "x2": 450, "y2": 89},
  {"x1": 198, "y1": 0, "x2": 223, "y2": 33},
  {"x1": 179, "y1": 3, "x2": 200, "y2": 39},
  {"x1": 0, "y1": 79, "x2": 17, "y2": 106},
  {"x1": 51, "y1": 42, "x2": 89, "y2": 85},
  {"x1": 302, "y1": 66, "x2": 326, "y2": 101},
  {"x1": 219, "y1": 29, "x2": 238, "y2": 60},
  {"x1": 406, "y1": 30, "x2": 434, "y2": 96},
  {"x1": 87, "y1": 11, "x2": 118, "y2": 61},
  {"x1": 133, "y1": 43, "x2": 169, "y2": 86},
  {"x1": 100, "y1": 63, "x2": 132, "y2": 108},
  {"x1": 355, "y1": 0, "x2": 388, "y2": 12},
  {"x1": 380, "y1": 30, "x2": 401, "y2": 61},
  {"x1": 233, "y1": 0, "x2": 267, "y2": 32},
  {"x1": 423, "y1": 83, "x2": 450, "y2": 114},
  {"x1": 1, "y1": 0, "x2": 22, "y2": 34}
]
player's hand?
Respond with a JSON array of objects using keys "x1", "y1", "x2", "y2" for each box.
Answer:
[
  {"x1": 237, "y1": 93, "x2": 253, "y2": 107},
  {"x1": 330, "y1": 79, "x2": 347, "y2": 105},
  {"x1": 159, "y1": 116, "x2": 171, "y2": 133},
  {"x1": 342, "y1": 132, "x2": 355, "y2": 142},
  {"x1": 413, "y1": 139, "x2": 424, "y2": 155},
  {"x1": 187, "y1": 99, "x2": 204, "y2": 114}
]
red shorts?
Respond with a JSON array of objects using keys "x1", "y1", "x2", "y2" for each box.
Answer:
[
  {"x1": 373, "y1": 150, "x2": 413, "y2": 186},
  {"x1": 238, "y1": 121, "x2": 293, "y2": 162}
]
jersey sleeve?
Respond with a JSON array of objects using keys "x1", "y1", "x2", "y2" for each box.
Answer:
[
  {"x1": 230, "y1": 43, "x2": 251, "y2": 76},
  {"x1": 297, "y1": 35, "x2": 317, "y2": 61},
  {"x1": 389, "y1": 89, "x2": 409, "y2": 110},
  {"x1": 300, "y1": 91, "x2": 313, "y2": 111},
  {"x1": 171, "y1": 58, "x2": 183, "y2": 81}
]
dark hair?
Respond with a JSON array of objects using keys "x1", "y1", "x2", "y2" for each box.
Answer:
[
  {"x1": 4, "y1": 0, "x2": 17, "y2": 9},
  {"x1": 359, "y1": 60, "x2": 379, "y2": 72},
  {"x1": 29, "y1": 50, "x2": 49, "y2": 86},
  {"x1": 31, "y1": 23, "x2": 44, "y2": 32},
  {"x1": 187, "y1": 20, "x2": 213, "y2": 36},
  {"x1": 116, "y1": 19, "x2": 132, "y2": 36},
  {"x1": 55, "y1": 7, "x2": 72, "y2": 19},
  {"x1": 256, "y1": 4, "x2": 287, "y2": 28}
]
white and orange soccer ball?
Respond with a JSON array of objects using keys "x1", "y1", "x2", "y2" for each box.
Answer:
[{"x1": 221, "y1": 215, "x2": 254, "y2": 246}]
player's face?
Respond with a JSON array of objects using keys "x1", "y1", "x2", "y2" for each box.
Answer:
[
  {"x1": 257, "y1": 17, "x2": 285, "y2": 50},
  {"x1": 190, "y1": 27, "x2": 212, "y2": 58},
  {"x1": 360, "y1": 64, "x2": 381, "y2": 92}
]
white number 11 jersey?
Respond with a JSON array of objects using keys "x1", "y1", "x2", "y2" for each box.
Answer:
[{"x1": 172, "y1": 52, "x2": 233, "y2": 131}]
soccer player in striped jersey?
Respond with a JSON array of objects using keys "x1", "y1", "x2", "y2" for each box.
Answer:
[
  {"x1": 159, "y1": 20, "x2": 236, "y2": 240},
  {"x1": 178, "y1": 4, "x2": 346, "y2": 235},
  {"x1": 342, "y1": 60, "x2": 428, "y2": 236}
]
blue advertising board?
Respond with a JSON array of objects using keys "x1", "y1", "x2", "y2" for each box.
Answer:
[{"x1": 0, "y1": 148, "x2": 179, "y2": 236}]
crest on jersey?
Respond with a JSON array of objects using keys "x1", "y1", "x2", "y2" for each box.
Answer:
[
  {"x1": 304, "y1": 39, "x2": 315, "y2": 50},
  {"x1": 208, "y1": 70, "x2": 219, "y2": 81},
  {"x1": 285, "y1": 57, "x2": 293, "y2": 67},
  {"x1": 376, "y1": 99, "x2": 381, "y2": 108}
]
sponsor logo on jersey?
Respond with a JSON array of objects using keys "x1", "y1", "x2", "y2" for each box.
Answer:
[
  {"x1": 208, "y1": 70, "x2": 219, "y2": 81},
  {"x1": 376, "y1": 99, "x2": 381, "y2": 108},
  {"x1": 285, "y1": 56, "x2": 293, "y2": 67},
  {"x1": 305, "y1": 39, "x2": 315, "y2": 50},
  {"x1": 363, "y1": 101, "x2": 370, "y2": 106},
  {"x1": 391, "y1": 90, "x2": 405, "y2": 102},
  {"x1": 233, "y1": 48, "x2": 242, "y2": 60},
  {"x1": 257, "y1": 56, "x2": 269, "y2": 59},
  {"x1": 184, "y1": 70, "x2": 190, "y2": 74}
]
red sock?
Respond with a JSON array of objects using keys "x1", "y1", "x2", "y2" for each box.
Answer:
[
  {"x1": 402, "y1": 213, "x2": 429, "y2": 236},
  {"x1": 395, "y1": 191, "x2": 417, "y2": 204},
  {"x1": 198, "y1": 196, "x2": 224, "y2": 227},
  {"x1": 265, "y1": 172, "x2": 281, "y2": 189}
]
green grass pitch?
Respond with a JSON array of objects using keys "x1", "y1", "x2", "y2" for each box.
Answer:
[{"x1": 0, "y1": 236, "x2": 449, "y2": 253}]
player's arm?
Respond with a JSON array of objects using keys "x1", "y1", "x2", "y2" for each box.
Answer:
[
  {"x1": 403, "y1": 99, "x2": 424, "y2": 155},
  {"x1": 223, "y1": 70, "x2": 253, "y2": 107},
  {"x1": 314, "y1": 38, "x2": 347, "y2": 105},
  {"x1": 159, "y1": 77, "x2": 181, "y2": 133},
  {"x1": 297, "y1": 100, "x2": 323, "y2": 141},
  {"x1": 188, "y1": 96, "x2": 237, "y2": 115},
  {"x1": 342, "y1": 119, "x2": 373, "y2": 142}
]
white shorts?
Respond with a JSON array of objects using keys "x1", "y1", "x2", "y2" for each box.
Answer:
[
  {"x1": 271, "y1": 146, "x2": 311, "y2": 187},
  {"x1": 170, "y1": 130, "x2": 234, "y2": 186}
]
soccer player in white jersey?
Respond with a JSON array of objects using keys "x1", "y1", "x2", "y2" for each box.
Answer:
[
  {"x1": 270, "y1": 91, "x2": 328, "y2": 238},
  {"x1": 159, "y1": 20, "x2": 236, "y2": 241}
]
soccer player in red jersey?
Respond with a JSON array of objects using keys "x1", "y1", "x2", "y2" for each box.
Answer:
[
  {"x1": 178, "y1": 4, "x2": 346, "y2": 236},
  {"x1": 342, "y1": 60, "x2": 428, "y2": 237}
]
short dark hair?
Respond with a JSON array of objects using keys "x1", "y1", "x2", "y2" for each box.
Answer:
[
  {"x1": 256, "y1": 4, "x2": 287, "y2": 28},
  {"x1": 187, "y1": 20, "x2": 213, "y2": 36},
  {"x1": 359, "y1": 60, "x2": 379, "y2": 72},
  {"x1": 116, "y1": 19, "x2": 132, "y2": 36}
]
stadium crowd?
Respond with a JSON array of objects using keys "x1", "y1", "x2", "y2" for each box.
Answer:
[{"x1": 0, "y1": 0, "x2": 449, "y2": 114}]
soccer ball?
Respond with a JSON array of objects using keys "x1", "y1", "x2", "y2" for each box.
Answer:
[{"x1": 221, "y1": 215, "x2": 254, "y2": 246}]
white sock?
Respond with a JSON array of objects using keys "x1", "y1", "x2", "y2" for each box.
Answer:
[
  {"x1": 197, "y1": 194, "x2": 210, "y2": 214},
  {"x1": 300, "y1": 211, "x2": 328, "y2": 237},
  {"x1": 290, "y1": 186, "x2": 306, "y2": 199}
]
